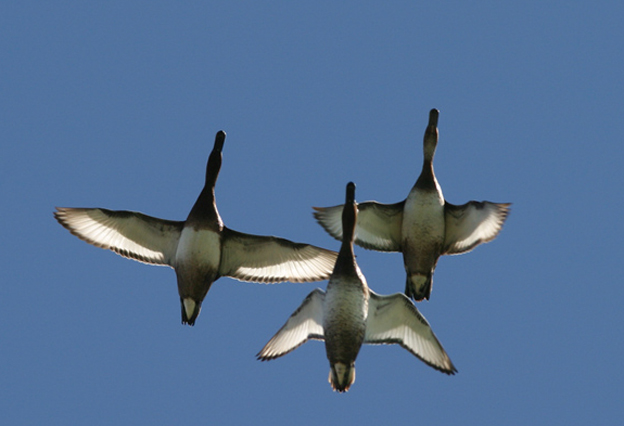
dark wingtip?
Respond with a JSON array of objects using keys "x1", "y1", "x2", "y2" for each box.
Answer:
[
  {"x1": 428, "y1": 109, "x2": 439, "y2": 127},
  {"x1": 214, "y1": 130, "x2": 226, "y2": 151},
  {"x1": 345, "y1": 182, "x2": 356, "y2": 204}
]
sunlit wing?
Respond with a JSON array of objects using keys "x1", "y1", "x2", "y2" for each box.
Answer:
[
  {"x1": 443, "y1": 201, "x2": 511, "y2": 255},
  {"x1": 313, "y1": 201, "x2": 404, "y2": 252},
  {"x1": 54, "y1": 207, "x2": 183, "y2": 266},
  {"x1": 219, "y1": 228, "x2": 338, "y2": 283},
  {"x1": 257, "y1": 289, "x2": 325, "y2": 360},
  {"x1": 365, "y1": 292, "x2": 456, "y2": 374}
]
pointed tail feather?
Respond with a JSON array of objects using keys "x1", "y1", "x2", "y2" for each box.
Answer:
[
  {"x1": 181, "y1": 298, "x2": 202, "y2": 326},
  {"x1": 405, "y1": 273, "x2": 432, "y2": 301},
  {"x1": 328, "y1": 362, "x2": 356, "y2": 393}
]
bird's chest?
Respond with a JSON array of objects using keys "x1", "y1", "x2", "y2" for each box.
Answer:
[
  {"x1": 323, "y1": 282, "x2": 368, "y2": 361},
  {"x1": 402, "y1": 190, "x2": 445, "y2": 254},
  {"x1": 175, "y1": 227, "x2": 221, "y2": 270}
]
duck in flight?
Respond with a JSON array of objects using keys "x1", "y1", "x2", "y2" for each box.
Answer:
[
  {"x1": 313, "y1": 110, "x2": 510, "y2": 301},
  {"x1": 258, "y1": 182, "x2": 456, "y2": 392},
  {"x1": 54, "y1": 131, "x2": 338, "y2": 326}
]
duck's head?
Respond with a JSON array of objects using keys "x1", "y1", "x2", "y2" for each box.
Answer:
[
  {"x1": 423, "y1": 109, "x2": 439, "y2": 162},
  {"x1": 213, "y1": 130, "x2": 226, "y2": 152},
  {"x1": 342, "y1": 182, "x2": 357, "y2": 244},
  {"x1": 205, "y1": 130, "x2": 226, "y2": 186}
]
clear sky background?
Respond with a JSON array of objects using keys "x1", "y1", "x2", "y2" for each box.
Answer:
[{"x1": 2, "y1": 2, "x2": 623, "y2": 425}]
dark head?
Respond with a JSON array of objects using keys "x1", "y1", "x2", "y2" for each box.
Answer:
[
  {"x1": 423, "y1": 109, "x2": 439, "y2": 161},
  {"x1": 205, "y1": 130, "x2": 226, "y2": 186},
  {"x1": 428, "y1": 108, "x2": 439, "y2": 128},
  {"x1": 342, "y1": 182, "x2": 357, "y2": 244},
  {"x1": 213, "y1": 130, "x2": 226, "y2": 152}
]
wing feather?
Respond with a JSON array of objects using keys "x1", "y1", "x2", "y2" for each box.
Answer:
[
  {"x1": 54, "y1": 207, "x2": 183, "y2": 266},
  {"x1": 313, "y1": 201, "x2": 404, "y2": 252},
  {"x1": 365, "y1": 292, "x2": 456, "y2": 374},
  {"x1": 219, "y1": 228, "x2": 337, "y2": 283},
  {"x1": 257, "y1": 289, "x2": 325, "y2": 360},
  {"x1": 443, "y1": 201, "x2": 510, "y2": 255}
]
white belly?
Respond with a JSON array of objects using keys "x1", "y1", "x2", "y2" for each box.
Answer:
[
  {"x1": 402, "y1": 189, "x2": 445, "y2": 246},
  {"x1": 175, "y1": 227, "x2": 221, "y2": 270}
]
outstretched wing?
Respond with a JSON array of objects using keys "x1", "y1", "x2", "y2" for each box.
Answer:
[
  {"x1": 257, "y1": 289, "x2": 325, "y2": 360},
  {"x1": 54, "y1": 207, "x2": 183, "y2": 266},
  {"x1": 365, "y1": 292, "x2": 456, "y2": 374},
  {"x1": 219, "y1": 228, "x2": 338, "y2": 283},
  {"x1": 443, "y1": 201, "x2": 511, "y2": 255},
  {"x1": 313, "y1": 200, "x2": 404, "y2": 252}
]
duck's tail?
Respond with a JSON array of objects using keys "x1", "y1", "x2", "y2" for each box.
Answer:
[
  {"x1": 328, "y1": 362, "x2": 355, "y2": 393},
  {"x1": 405, "y1": 273, "x2": 432, "y2": 301}
]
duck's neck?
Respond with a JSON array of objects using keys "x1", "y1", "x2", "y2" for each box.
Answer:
[
  {"x1": 414, "y1": 120, "x2": 440, "y2": 190},
  {"x1": 414, "y1": 159, "x2": 438, "y2": 191},
  {"x1": 332, "y1": 204, "x2": 359, "y2": 278},
  {"x1": 187, "y1": 151, "x2": 222, "y2": 228},
  {"x1": 332, "y1": 243, "x2": 359, "y2": 280}
]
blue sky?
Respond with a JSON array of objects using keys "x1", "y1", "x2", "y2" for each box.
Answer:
[{"x1": 2, "y1": 2, "x2": 623, "y2": 425}]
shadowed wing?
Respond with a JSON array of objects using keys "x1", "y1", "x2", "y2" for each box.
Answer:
[
  {"x1": 257, "y1": 288, "x2": 325, "y2": 360},
  {"x1": 365, "y1": 292, "x2": 456, "y2": 374},
  {"x1": 313, "y1": 201, "x2": 404, "y2": 252},
  {"x1": 54, "y1": 207, "x2": 183, "y2": 266},
  {"x1": 443, "y1": 201, "x2": 511, "y2": 255},
  {"x1": 219, "y1": 228, "x2": 338, "y2": 283}
]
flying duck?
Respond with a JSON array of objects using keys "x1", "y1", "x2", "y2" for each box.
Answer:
[
  {"x1": 257, "y1": 182, "x2": 456, "y2": 392},
  {"x1": 54, "y1": 131, "x2": 338, "y2": 326},
  {"x1": 313, "y1": 109, "x2": 510, "y2": 301}
]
